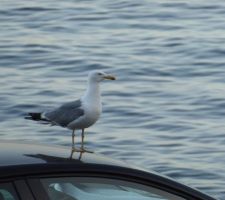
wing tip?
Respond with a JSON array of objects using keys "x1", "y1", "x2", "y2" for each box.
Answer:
[{"x1": 25, "y1": 112, "x2": 44, "y2": 121}]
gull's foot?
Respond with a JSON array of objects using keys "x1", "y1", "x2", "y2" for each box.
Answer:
[
  {"x1": 69, "y1": 148, "x2": 79, "y2": 159},
  {"x1": 79, "y1": 148, "x2": 94, "y2": 153}
]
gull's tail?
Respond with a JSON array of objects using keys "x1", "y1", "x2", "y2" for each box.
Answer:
[{"x1": 25, "y1": 112, "x2": 49, "y2": 122}]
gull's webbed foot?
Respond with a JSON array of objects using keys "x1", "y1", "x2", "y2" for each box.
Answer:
[{"x1": 79, "y1": 148, "x2": 94, "y2": 153}]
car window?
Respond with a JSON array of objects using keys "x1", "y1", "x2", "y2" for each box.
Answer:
[
  {"x1": 41, "y1": 177, "x2": 186, "y2": 200},
  {"x1": 0, "y1": 183, "x2": 19, "y2": 200}
]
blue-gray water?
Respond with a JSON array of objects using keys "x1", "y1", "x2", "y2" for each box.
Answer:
[{"x1": 1, "y1": 0, "x2": 225, "y2": 199}]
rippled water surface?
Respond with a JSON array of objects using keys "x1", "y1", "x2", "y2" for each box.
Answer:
[{"x1": 1, "y1": 0, "x2": 225, "y2": 199}]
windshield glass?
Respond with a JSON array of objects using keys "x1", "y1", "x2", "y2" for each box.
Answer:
[{"x1": 41, "y1": 177, "x2": 186, "y2": 200}]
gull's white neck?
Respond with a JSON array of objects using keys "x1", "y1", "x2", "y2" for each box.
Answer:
[{"x1": 82, "y1": 80, "x2": 101, "y2": 104}]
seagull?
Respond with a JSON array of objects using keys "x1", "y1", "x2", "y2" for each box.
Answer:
[{"x1": 26, "y1": 70, "x2": 116, "y2": 151}]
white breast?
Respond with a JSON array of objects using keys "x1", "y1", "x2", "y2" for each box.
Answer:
[
  {"x1": 83, "y1": 100, "x2": 102, "y2": 126},
  {"x1": 67, "y1": 77, "x2": 102, "y2": 130},
  {"x1": 67, "y1": 101, "x2": 102, "y2": 130}
]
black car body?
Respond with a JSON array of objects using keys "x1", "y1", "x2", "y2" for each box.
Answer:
[{"x1": 0, "y1": 141, "x2": 216, "y2": 200}]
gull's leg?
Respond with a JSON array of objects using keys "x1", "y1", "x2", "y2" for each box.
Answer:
[
  {"x1": 81, "y1": 128, "x2": 85, "y2": 150},
  {"x1": 72, "y1": 129, "x2": 80, "y2": 151},
  {"x1": 72, "y1": 129, "x2": 75, "y2": 149},
  {"x1": 80, "y1": 129, "x2": 93, "y2": 153}
]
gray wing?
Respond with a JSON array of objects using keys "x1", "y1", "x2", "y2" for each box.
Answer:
[{"x1": 44, "y1": 99, "x2": 84, "y2": 127}]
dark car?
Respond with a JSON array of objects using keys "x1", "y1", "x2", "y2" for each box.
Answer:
[{"x1": 0, "y1": 141, "x2": 216, "y2": 200}]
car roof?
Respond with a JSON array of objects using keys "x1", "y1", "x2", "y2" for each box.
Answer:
[
  {"x1": 0, "y1": 141, "x2": 129, "y2": 167},
  {"x1": 0, "y1": 140, "x2": 140, "y2": 180},
  {"x1": 0, "y1": 141, "x2": 216, "y2": 200},
  {"x1": 0, "y1": 140, "x2": 164, "y2": 182}
]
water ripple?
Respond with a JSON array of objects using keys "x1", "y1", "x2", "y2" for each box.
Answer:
[{"x1": 1, "y1": 0, "x2": 225, "y2": 199}]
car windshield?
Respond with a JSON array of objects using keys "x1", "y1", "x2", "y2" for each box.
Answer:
[{"x1": 41, "y1": 177, "x2": 185, "y2": 200}]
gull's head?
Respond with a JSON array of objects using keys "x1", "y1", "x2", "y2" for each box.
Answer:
[{"x1": 88, "y1": 70, "x2": 116, "y2": 83}]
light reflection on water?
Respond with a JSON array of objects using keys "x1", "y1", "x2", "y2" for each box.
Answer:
[{"x1": 1, "y1": 0, "x2": 225, "y2": 199}]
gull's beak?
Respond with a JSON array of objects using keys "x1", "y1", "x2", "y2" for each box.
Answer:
[{"x1": 103, "y1": 74, "x2": 116, "y2": 80}]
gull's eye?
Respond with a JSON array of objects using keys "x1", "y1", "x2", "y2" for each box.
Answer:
[{"x1": 98, "y1": 73, "x2": 102, "y2": 75}]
